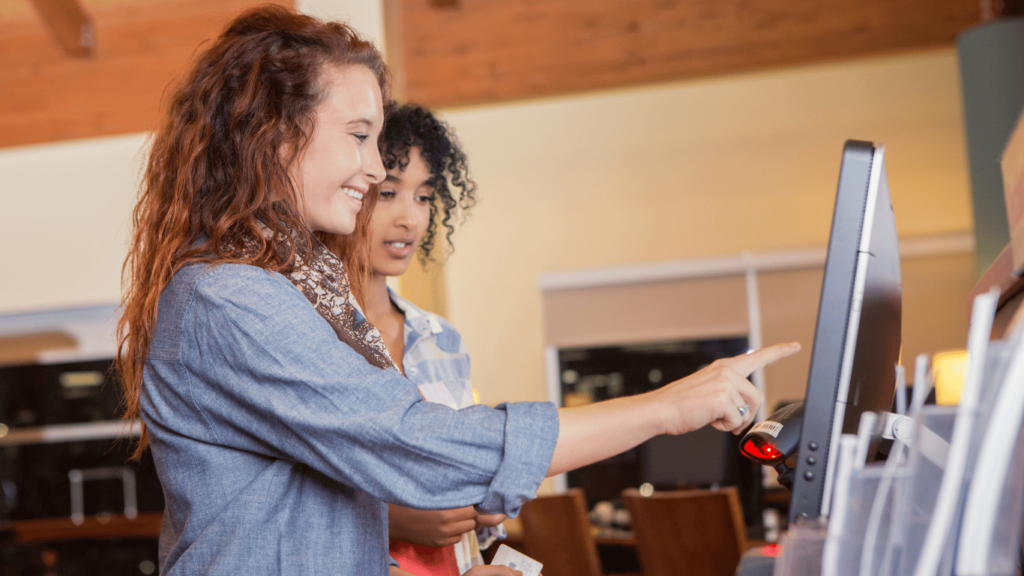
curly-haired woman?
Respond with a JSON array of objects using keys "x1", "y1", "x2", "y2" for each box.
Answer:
[
  {"x1": 349, "y1": 103, "x2": 497, "y2": 575},
  {"x1": 116, "y1": 6, "x2": 796, "y2": 575}
]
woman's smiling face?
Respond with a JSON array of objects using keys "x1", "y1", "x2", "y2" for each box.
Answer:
[
  {"x1": 368, "y1": 146, "x2": 434, "y2": 278},
  {"x1": 292, "y1": 64, "x2": 385, "y2": 236}
]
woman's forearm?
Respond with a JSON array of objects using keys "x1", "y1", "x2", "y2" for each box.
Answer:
[{"x1": 549, "y1": 393, "x2": 667, "y2": 476}]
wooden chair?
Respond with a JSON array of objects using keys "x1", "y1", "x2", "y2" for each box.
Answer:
[
  {"x1": 622, "y1": 486, "x2": 748, "y2": 576},
  {"x1": 518, "y1": 488, "x2": 604, "y2": 576}
]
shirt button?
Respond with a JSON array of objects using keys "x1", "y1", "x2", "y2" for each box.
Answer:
[{"x1": 408, "y1": 367, "x2": 418, "y2": 374}]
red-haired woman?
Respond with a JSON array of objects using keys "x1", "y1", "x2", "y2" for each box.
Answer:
[{"x1": 117, "y1": 6, "x2": 797, "y2": 575}]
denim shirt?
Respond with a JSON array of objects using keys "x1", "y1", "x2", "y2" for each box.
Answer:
[{"x1": 140, "y1": 263, "x2": 558, "y2": 575}]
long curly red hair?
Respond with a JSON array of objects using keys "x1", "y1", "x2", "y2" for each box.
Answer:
[{"x1": 117, "y1": 5, "x2": 389, "y2": 458}]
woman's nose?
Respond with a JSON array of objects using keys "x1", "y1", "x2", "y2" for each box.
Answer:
[
  {"x1": 365, "y1": 147, "x2": 385, "y2": 184},
  {"x1": 395, "y1": 201, "x2": 419, "y2": 228}
]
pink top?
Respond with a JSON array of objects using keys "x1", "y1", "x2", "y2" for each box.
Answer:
[{"x1": 389, "y1": 541, "x2": 460, "y2": 576}]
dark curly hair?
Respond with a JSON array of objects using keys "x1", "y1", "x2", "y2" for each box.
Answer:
[{"x1": 379, "y1": 102, "x2": 476, "y2": 263}]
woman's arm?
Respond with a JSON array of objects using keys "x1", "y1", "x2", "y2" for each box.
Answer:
[
  {"x1": 388, "y1": 504, "x2": 507, "y2": 547},
  {"x1": 383, "y1": 346, "x2": 797, "y2": 542},
  {"x1": 548, "y1": 342, "x2": 799, "y2": 476},
  {"x1": 388, "y1": 504, "x2": 478, "y2": 547},
  {"x1": 390, "y1": 566, "x2": 523, "y2": 576}
]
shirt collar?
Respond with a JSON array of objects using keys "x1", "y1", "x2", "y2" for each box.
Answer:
[{"x1": 388, "y1": 287, "x2": 443, "y2": 336}]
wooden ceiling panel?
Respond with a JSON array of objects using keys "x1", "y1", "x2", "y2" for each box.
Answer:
[
  {"x1": 0, "y1": 0, "x2": 292, "y2": 148},
  {"x1": 387, "y1": 0, "x2": 982, "y2": 108}
]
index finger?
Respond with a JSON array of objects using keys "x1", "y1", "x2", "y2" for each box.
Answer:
[
  {"x1": 445, "y1": 506, "x2": 480, "y2": 520},
  {"x1": 726, "y1": 342, "x2": 800, "y2": 376},
  {"x1": 475, "y1": 512, "x2": 506, "y2": 527}
]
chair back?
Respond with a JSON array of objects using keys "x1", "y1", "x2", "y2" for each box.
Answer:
[
  {"x1": 518, "y1": 488, "x2": 603, "y2": 576},
  {"x1": 622, "y1": 486, "x2": 747, "y2": 576}
]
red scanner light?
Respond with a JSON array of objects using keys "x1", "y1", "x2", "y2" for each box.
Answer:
[
  {"x1": 761, "y1": 543, "x2": 783, "y2": 557},
  {"x1": 742, "y1": 437, "x2": 785, "y2": 462}
]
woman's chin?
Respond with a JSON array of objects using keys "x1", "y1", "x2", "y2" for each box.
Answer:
[
  {"x1": 322, "y1": 216, "x2": 358, "y2": 236},
  {"x1": 371, "y1": 259, "x2": 412, "y2": 279},
  {"x1": 316, "y1": 226, "x2": 355, "y2": 237}
]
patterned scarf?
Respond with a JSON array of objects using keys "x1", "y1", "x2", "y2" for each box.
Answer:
[{"x1": 250, "y1": 224, "x2": 397, "y2": 371}]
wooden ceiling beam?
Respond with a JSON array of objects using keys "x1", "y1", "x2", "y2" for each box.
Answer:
[
  {"x1": 29, "y1": 0, "x2": 94, "y2": 58},
  {"x1": 0, "y1": 0, "x2": 292, "y2": 148},
  {"x1": 386, "y1": 0, "x2": 983, "y2": 109}
]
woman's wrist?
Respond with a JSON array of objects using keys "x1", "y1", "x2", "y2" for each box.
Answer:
[
  {"x1": 640, "y1": 387, "x2": 674, "y2": 438},
  {"x1": 550, "y1": 393, "x2": 667, "y2": 476}
]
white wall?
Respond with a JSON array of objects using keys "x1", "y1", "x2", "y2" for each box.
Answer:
[
  {"x1": 0, "y1": 133, "x2": 147, "y2": 315},
  {"x1": 297, "y1": 0, "x2": 385, "y2": 53}
]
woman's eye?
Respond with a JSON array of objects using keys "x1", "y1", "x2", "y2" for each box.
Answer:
[
  {"x1": 417, "y1": 194, "x2": 433, "y2": 203},
  {"x1": 353, "y1": 133, "x2": 369, "y2": 143},
  {"x1": 380, "y1": 190, "x2": 396, "y2": 199}
]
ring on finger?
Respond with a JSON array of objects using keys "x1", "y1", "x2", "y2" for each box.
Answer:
[{"x1": 738, "y1": 405, "x2": 749, "y2": 417}]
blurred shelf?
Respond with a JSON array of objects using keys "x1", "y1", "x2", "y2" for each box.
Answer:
[
  {"x1": 592, "y1": 527, "x2": 636, "y2": 546},
  {"x1": 2, "y1": 512, "x2": 162, "y2": 543}
]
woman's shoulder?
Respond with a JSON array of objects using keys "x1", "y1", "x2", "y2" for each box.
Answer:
[
  {"x1": 164, "y1": 260, "x2": 268, "y2": 290},
  {"x1": 151, "y1": 262, "x2": 309, "y2": 358},
  {"x1": 190, "y1": 261, "x2": 289, "y2": 288},
  {"x1": 153, "y1": 261, "x2": 344, "y2": 361},
  {"x1": 163, "y1": 262, "x2": 306, "y2": 317}
]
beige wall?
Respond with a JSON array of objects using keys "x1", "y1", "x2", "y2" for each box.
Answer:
[
  {"x1": 437, "y1": 49, "x2": 974, "y2": 409},
  {"x1": 759, "y1": 250, "x2": 975, "y2": 411},
  {"x1": 538, "y1": 242, "x2": 975, "y2": 421}
]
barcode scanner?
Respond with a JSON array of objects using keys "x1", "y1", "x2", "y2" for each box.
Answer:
[{"x1": 739, "y1": 402, "x2": 804, "y2": 491}]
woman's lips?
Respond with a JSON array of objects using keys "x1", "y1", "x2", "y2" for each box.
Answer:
[{"x1": 383, "y1": 240, "x2": 415, "y2": 259}]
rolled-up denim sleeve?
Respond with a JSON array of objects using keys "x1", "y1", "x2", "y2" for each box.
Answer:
[
  {"x1": 166, "y1": 264, "x2": 557, "y2": 517},
  {"x1": 477, "y1": 402, "x2": 558, "y2": 515}
]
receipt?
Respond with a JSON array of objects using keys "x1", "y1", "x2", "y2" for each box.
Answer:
[{"x1": 491, "y1": 544, "x2": 543, "y2": 576}]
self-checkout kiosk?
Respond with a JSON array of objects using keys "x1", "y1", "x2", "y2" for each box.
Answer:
[{"x1": 737, "y1": 139, "x2": 1024, "y2": 576}]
